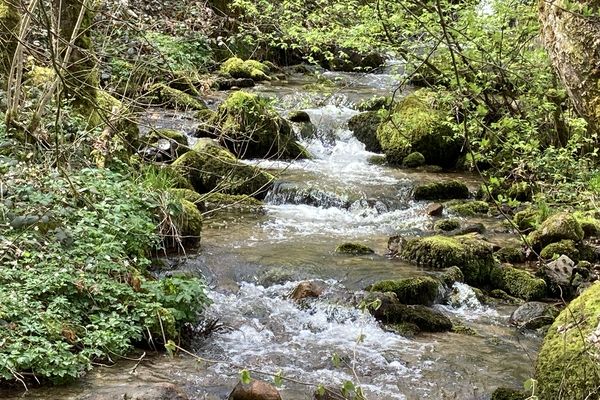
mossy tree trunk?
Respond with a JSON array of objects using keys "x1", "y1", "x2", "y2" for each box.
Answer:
[
  {"x1": 0, "y1": 0, "x2": 20, "y2": 80},
  {"x1": 539, "y1": 0, "x2": 600, "y2": 133},
  {"x1": 53, "y1": 0, "x2": 98, "y2": 110}
]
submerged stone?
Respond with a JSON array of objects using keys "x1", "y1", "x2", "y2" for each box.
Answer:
[{"x1": 335, "y1": 242, "x2": 374, "y2": 255}]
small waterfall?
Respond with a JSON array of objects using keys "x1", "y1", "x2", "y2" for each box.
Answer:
[{"x1": 441, "y1": 282, "x2": 499, "y2": 320}]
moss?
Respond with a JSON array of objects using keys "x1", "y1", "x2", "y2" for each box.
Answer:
[
  {"x1": 574, "y1": 212, "x2": 600, "y2": 238},
  {"x1": 528, "y1": 212, "x2": 584, "y2": 250},
  {"x1": 413, "y1": 180, "x2": 470, "y2": 201},
  {"x1": 507, "y1": 181, "x2": 533, "y2": 202},
  {"x1": 494, "y1": 246, "x2": 525, "y2": 263},
  {"x1": 446, "y1": 200, "x2": 489, "y2": 216},
  {"x1": 369, "y1": 276, "x2": 441, "y2": 306},
  {"x1": 536, "y1": 283, "x2": 600, "y2": 399},
  {"x1": 434, "y1": 218, "x2": 461, "y2": 232},
  {"x1": 490, "y1": 387, "x2": 527, "y2": 400},
  {"x1": 440, "y1": 266, "x2": 464, "y2": 286},
  {"x1": 540, "y1": 239, "x2": 580, "y2": 261},
  {"x1": 489, "y1": 265, "x2": 547, "y2": 300},
  {"x1": 146, "y1": 83, "x2": 208, "y2": 111},
  {"x1": 26, "y1": 66, "x2": 55, "y2": 86},
  {"x1": 376, "y1": 89, "x2": 461, "y2": 167},
  {"x1": 347, "y1": 111, "x2": 383, "y2": 153},
  {"x1": 145, "y1": 129, "x2": 189, "y2": 146},
  {"x1": 335, "y1": 242, "x2": 374, "y2": 255},
  {"x1": 169, "y1": 188, "x2": 203, "y2": 209},
  {"x1": 171, "y1": 139, "x2": 274, "y2": 198},
  {"x1": 389, "y1": 322, "x2": 420, "y2": 337},
  {"x1": 219, "y1": 57, "x2": 271, "y2": 81},
  {"x1": 399, "y1": 234, "x2": 496, "y2": 285},
  {"x1": 402, "y1": 151, "x2": 426, "y2": 168},
  {"x1": 357, "y1": 96, "x2": 390, "y2": 112},
  {"x1": 451, "y1": 324, "x2": 478, "y2": 336},
  {"x1": 176, "y1": 199, "x2": 203, "y2": 244},
  {"x1": 203, "y1": 193, "x2": 264, "y2": 212},
  {"x1": 214, "y1": 91, "x2": 308, "y2": 160},
  {"x1": 513, "y1": 207, "x2": 541, "y2": 232}
]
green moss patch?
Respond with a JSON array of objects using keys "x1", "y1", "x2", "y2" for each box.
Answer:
[
  {"x1": 490, "y1": 265, "x2": 547, "y2": 300},
  {"x1": 369, "y1": 276, "x2": 441, "y2": 305}
]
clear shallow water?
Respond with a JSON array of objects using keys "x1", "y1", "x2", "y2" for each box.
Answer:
[{"x1": 4, "y1": 66, "x2": 540, "y2": 400}]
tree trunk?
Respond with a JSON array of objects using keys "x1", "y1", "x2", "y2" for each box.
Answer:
[
  {"x1": 539, "y1": 0, "x2": 600, "y2": 132},
  {"x1": 0, "y1": 0, "x2": 19, "y2": 79},
  {"x1": 54, "y1": 0, "x2": 98, "y2": 110}
]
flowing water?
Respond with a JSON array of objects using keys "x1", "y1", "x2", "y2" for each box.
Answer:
[{"x1": 5, "y1": 67, "x2": 541, "y2": 399}]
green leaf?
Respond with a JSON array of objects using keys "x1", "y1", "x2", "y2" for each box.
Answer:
[{"x1": 240, "y1": 369, "x2": 252, "y2": 385}]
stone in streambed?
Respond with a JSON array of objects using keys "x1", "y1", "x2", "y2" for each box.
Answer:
[
  {"x1": 509, "y1": 301, "x2": 559, "y2": 330},
  {"x1": 290, "y1": 281, "x2": 326, "y2": 301},
  {"x1": 367, "y1": 276, "x2": 442, "y2": 306},
  {"x1": 413, "y1": 180, "x2": 470, "y2": 201},
  {"x1": 425, "y1": 202, "x2": 444, "y2": 216},
  {"x1": 229, "y1": 380, "x2": 281, "y2": 400},
  {"x1": 335, "y1": 242, "x2": 374, "y2": 255}
]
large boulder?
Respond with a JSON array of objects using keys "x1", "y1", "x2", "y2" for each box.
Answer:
[
  {"x1": 376, "y1": 89, "x2": 461, "y2": 167},
  {"x1": 536, "y1": 283, "x2": 600, "y2": 399},
  {"x1": 413, "y1": 180, "x2": 470, "y2": 201},
  {"x1": 368, "y1": 276, "x2": 442, "y2": 306},
  {"x1": 490, "y1": 265, "x2": 547, "y2": 301},
  {"x1": 213, "y1": 91, "x2": 308, "y2": 160},
  {"x1": 171, "y1": 139, "x2": 274, "y2": 198},
  {"x1": 399, "y1": 234, "x2": 496, "y2": 285},
  {"x1": 528, "y1": 212, "x2": 584, "y2": 251},
  {"x1": 347, "y1": 111, "x2": 383, "y2": 153}
]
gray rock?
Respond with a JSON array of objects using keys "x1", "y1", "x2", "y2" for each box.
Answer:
[
  {"x1": 509, "y1": 301, "x2": 559, "y2": 330},
  {"x1": 229, "y1": 380, "x2": 281, "y2": 400}
]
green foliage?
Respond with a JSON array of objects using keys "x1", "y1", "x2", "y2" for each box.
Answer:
[
  {"x1": 145, "y1": 31, "x2": 213, "y2": 73},
  {"x1": 0, "y1": 165, "x2": 209, "y2": 383}
]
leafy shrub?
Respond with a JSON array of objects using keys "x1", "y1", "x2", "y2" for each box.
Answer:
[{"x1": 0, "y1": 165, "x2": 209, "y2": 383}]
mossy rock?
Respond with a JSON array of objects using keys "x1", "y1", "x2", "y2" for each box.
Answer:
[
  {"x1": 357, "y1": 96, "x2": 390, "y2": 112},
  {"x1": 413, "y1": 180, "x2": 470, "y2": 201},
  {"x1": 434, "y1": 218, "x2": 461, "y2": 232},
  {"x1": 93, "y1": 90, "x2": 139, "y2": 145},
  {"x1": 402, "y1": 152, "x2": 425, "y2": 168},
  {"x1": 512, "y1": 208, "x2": 540, "y2": 232},
  {"x1": 489, "y1": 265, "x2": 547, "y2": 301},
  {"x1": 399, "y1": 234, "x2": 496, "y2": 285},
  {"x1": 536, "y1": 283, "x2": 600, "y2": 399},
  {"x1": 335, "y1": 242, "x2": 374, "y2": 255},
  {"x1": 288, "y1": 110, "x2": 311, "y2": 123},
  {"x1": 440, "y1": 266, "x2": 464, "y2": 286},
  {"x1": 368, "y1": 276, "x2": 442, "y2": 306},
  {"x1": 376, "y1": 89, "x2": 461, "y2": 167},
  {"x1": 347, "y1": 111, "x2": 383, "y2": 153},
  {"x1": 507, "y1": 181, "x2": 533, "y2": 202},
  {"x1": 488, "y1": 289, "x2": 523, "y2": 305},
  {"x1": 389, "y1": 322, "x2": 421, "y2": 337},
  {"x1": 494, "y1": 246, "x2": 525, "y2": 263},
  {"x1": 169, "y1": 188, "x2": 204, "y2": 209},
  {"x1": 451, "y1": 324, "x2": 478, "y2": 336},
  {"x1": 145, "y1": 129, "x2": 189, "y2": 147},
  {"x1": 574, "y1": 212, "x2": 600, "y2": 238},
  {"x1": 540, "y1": 239, "x2": 580, "y2": 262},
  {"x1": 368, "y1": 292, "x2": 452, "y2": 332},
  {"x1": 490, "y1": 387, "x2": 527, "y2": 400},
  {"x1": 171, "y1": 139, "x2": 274, "y2": 198},
  {"x1": 203, "y1": 193, "x2": 264, "y2": 212},
  {"x1": 446, "y1": 200, "x2": 489, "y2": 216},
  {"x1": 219, "y1": 57, "x2": 271, "y2": 81},
  {"x1": 214, "y1": 91, "x2": 308, "y2": 160},
  {"x1": 175, "y1": 199, "x2": 203, "y2": 245},
  {"x1": 146, "y1": 83, "x2": 208, "y2": 111},
  {"x1": 528, "y1": 212, "x2": 584, "y2": 251}
]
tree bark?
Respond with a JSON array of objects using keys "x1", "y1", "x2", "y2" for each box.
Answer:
[
  {"x1": 539, "y1": 0, "x2": 600, "y2": 132},
  {"x1": 54, "y1": 0, "x2": 98, "y2": 109},
  {"x1": 0, "y1": 0, "x2": 19, "y2": 78}
]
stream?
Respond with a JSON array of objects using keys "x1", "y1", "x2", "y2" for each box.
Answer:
[{"x1": 6, "y1": 66, "x2": 541, "y2": 400}]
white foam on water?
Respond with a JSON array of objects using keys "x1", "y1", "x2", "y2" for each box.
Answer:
[
  {"x1": 439, "y1": 282, "x2": 500, "y2": 321},
  {"x1": 199, "y1": 282, "x2": 419, "y2": 399}
]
